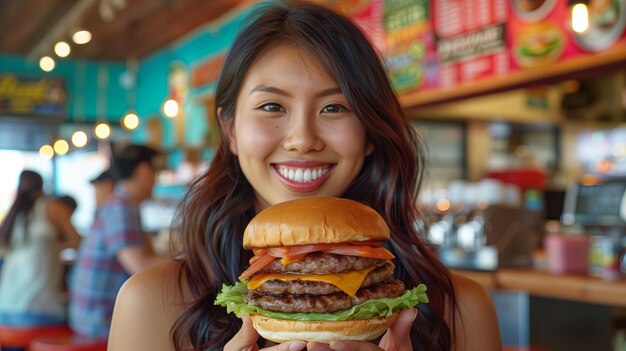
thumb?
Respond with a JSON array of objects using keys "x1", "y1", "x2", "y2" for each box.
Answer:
[
  {"x1": 389, "y1": 308, "x2": 417, "y2": 337},
  {"x1": 225, "y1": 316, "x2": 260, "y2": 351},
  {"x1": 378, "y1": 308, "x2": 417, "y2": 350}
]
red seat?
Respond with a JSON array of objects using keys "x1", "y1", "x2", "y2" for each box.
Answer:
[
  {"x1": 0, "y1": 325, "x2": 72, "y2": 350},
  {"x1": 30, "y1": 334, "x2": 107, "y2": 351}
]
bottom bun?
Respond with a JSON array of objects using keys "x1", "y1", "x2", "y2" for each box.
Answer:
[{"x1": 250, "y1": 312, "x2": 400, "y2": 343}]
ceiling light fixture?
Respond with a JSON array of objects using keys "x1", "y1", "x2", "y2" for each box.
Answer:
[
  {"x1": 122, "y1": 112, "x2": 139, "y2": 130},
  {"x1": 120, "y1": 58, "x2": 141, "y2": 131},
  {"x1": 94, "y1": 122, "x2": 111, "y2": 139},
  {"x1": 162, "y1": 99, "x2": 179, "y2": 118},
  {"x1": 72, "y1": 30, "x2": 92, "y2": 45},
  {"x1": 39, "y1": 145, "x2": 55, "y2": 159},
  {"x1": 71, "y1": 130, "x2": 88, "y2": 147},
  {"x1": 54, "y1": 41, "x2": 71, "y2": 57},
  {"x1": 570, "y1": 0, "x2": 590, "y2": 34},
  {"x1": 53, "y1": 139, "x2": 70, "y2": 155},
  {"x1": 27, "y1": 0, "x2": 98, "y2": 60},
  {"x1": 39, "y1": 56, "x2": 56, "y2": 72}
]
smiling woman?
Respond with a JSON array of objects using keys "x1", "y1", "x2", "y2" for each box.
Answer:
[
  {"x1": 107, "y1": 3, "x2": 501, "y2": 351},
  {"x1": 223, "y1": 44, "x2": 372, "y2": 209}
]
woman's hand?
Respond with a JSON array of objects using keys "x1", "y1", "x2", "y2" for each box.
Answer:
[
  {"x1": 307, "y1": 308, "x2": 418, "y2": 351},
  {"x1": 224, "y1": 317, "x2": 307, "y2": 351}
]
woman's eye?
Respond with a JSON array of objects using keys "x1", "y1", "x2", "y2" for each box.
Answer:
[
  {"x1": 321, "y1": 104, "x2": 349, "y2": 113},
  {"x1": 260, "y1": 103, "x2": 285, "y2": 112}
]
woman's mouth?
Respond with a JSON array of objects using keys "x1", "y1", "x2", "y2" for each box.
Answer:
[{"x1": 273, "y1": 164, "x2": 333, "y2": 192}]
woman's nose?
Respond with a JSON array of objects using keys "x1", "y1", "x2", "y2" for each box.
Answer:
[{"x1": 282, "y1": 112, "x2": 324, "y2": 153}]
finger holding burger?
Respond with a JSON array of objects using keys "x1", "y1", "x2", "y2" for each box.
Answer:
[
  {"x1": 216, "y1": 197, "x2": 428, "y2": 347},
  {"x1": 306, "y1": 307, "x2": 418, "y2": 351},
  {"x1": 224, "y1": 316, "x2": 307, "y2": 351}
]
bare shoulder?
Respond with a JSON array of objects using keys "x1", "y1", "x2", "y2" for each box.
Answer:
[
  {"x1": 449, "y1": 272, "x2": 502, "y2": 351},
  {"x1": 450, "y1": 272, "x2": 492, "y2": 307},
  {"x1": 109, "y1": 259, "x2": 191, "y2": 351}
]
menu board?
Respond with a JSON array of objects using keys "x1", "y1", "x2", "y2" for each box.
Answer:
[
  {"x1": 432, "y1": 0, "x2": 509, "y2": 87},
  {"x1": 383, "y1": 0, "x2": 434, "y2": 94},
  {"x1": 508, "y1": 0, "x2": 626, "y2": 70},
  {"x1": 563, "y1": 180, "x2": 626, "y2": 226},
  {"x1": 0, "y1": 74, "x2": 67, "y2": 115},
  {"x1": 335, "y1": 0, "x2": 626, "y2": 95}
]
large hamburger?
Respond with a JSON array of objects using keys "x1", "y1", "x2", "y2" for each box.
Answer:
[{"x1": 216, "y1": 197, "x2": 428, "y2": 343}]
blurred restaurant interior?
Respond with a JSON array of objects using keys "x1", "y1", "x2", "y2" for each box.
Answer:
[{"x1": 1, "y1": 0, "x2": 626, "y2": 350}]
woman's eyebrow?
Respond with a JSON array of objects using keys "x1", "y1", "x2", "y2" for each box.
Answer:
[
  {"x1": 315, "y1": 87, "x2": 342, "y2": 98},
  {"x1": 250, "y1": 85, "x2": 290, "y2": 96},
  {"x1": 249, "y1": 85, "x2": 343, "y2": 98}
]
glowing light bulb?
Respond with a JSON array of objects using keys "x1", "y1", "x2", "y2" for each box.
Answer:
[
  {"x1": 39, "y1": 145, "x2": 54, "y2": 159},
  {"x1": 53, "y1": 139, "x2": 69, "y2": 155},
  {"x1": 162, "y1": 99, "x2": 179, "y2": 118},
  {"x1": 94, "y1": 123, "x2": 111, "y2": 139},
  {"x1": 122, "y1": 112, "x2": 139, "y2": 130},
  {"x1": 39, "y1": 56, "x2": 55, "y2": 72},
  {"x1": 435, "y1": 199, "x2": 451, "y2": 213},
  {"x1": 572, "y1": 3, "x2": 589, "y2": 34},
  {"x1": 54, "y1": 41, "x2": 71, "y2": 57},
  {"x1": 72, "y1": 30, "x2": 92, "y2": 44},
  {"x1": 72, "y1": 131, "x2": 88, "y2": 147}
]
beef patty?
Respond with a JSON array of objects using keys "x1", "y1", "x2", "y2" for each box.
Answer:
[
  {"x1": 254, "y1": 261, "x2": 395, "y2": 295},
  {"x1": 258, "y1": 253, "x2": 380, "y2": 275},
  {"x1": 244, "y1": 279, "x2": 405, "y2": 313}
]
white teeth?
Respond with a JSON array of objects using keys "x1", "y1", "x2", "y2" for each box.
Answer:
[
  {"x1": 276, "y1": 166, "x2": 329, "y2": 183},
  {"x1": 295, "y1": 169, "x2": 303, "y2": 182}
]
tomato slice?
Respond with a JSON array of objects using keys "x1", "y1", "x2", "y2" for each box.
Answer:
[
  {"x1": 252, "y1": 248, "x2": 268, "y2": 257},
  {"x1": 253, "y1": 241, "x2": 382, "y2": 258},
  {"x1": 241, "y1": 242, "x2": 392, "y2": 280},
  {"x1": 323, "y1": 245, "x2": 395, "y2": 259},
  {"x1": 239, "y1": 254, "x2": 276, "y2": 280},
  {"x1": 283, "y1": 243, "x2": 338, "y2": 257},
  {"x1": 348, "y1": 240, "x2": 383, "y2": 247}
]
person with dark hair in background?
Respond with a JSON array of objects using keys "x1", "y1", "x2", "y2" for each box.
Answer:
[
  {"x1": 57, "y1": 195, "x2": 78, "y2": 212},
  {"x1": 0, "y1": 170, "x2": 81, "y2": 326},
  {"x1": 108, "y1": 3, "x2": 501, "y2": 351},
  {"x1": 89, "y1": 169, "x2": 115, "y2": 208},
  {"x1": 69, "y1": 144, "x2": 168, "y2": 338}
]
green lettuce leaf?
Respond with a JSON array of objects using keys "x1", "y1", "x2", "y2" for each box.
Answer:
[{"x1": 215, "y1": 280, "x2": 428, "y2": 321}]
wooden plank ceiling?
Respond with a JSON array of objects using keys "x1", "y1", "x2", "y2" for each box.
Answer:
[{"x1": 0, "y1": 0, "x2": 244, "y2": 61}]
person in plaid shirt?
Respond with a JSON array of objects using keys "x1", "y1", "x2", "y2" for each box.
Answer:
[{"x1": 69, "y1": 144, "x2": 167, "y2": 337}]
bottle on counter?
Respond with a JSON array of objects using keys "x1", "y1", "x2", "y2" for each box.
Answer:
[{"x1": 590, "y1": 230, "x2": 624, "y2": 280}]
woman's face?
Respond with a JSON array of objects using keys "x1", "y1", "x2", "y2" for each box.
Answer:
[{"x1": 224, "y1": 44, "x2": 373, "y2": 211}]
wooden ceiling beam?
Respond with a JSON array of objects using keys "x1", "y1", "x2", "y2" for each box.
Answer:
[
  {"x1": 129, "y1": 0, "x2": 242, "y2": 59},
  {"x1": 26, "y1": 0, "x2": 99, "y2": 60},
  {"x1": 71, "y1": 0, "x2": 167, "y2": 59},
  {"x1": 3, "y1": 0, "x2": 61, "y2": 53},
  {"x1": 1, "y1": 0, "x2": 247, "y2": 61},
  {"x1": 0, "y1": 0, "x2": 27, "y2": 50}
]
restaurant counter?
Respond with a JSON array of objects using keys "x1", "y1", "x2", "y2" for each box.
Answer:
[{"x1": 453, "y1": 268, "x2": 626, "y2": 308}]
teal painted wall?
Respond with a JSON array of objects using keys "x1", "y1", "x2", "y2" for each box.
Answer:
[
  {"x1": 133, "y1": 3, "x2": 258, "y2": 150},
  {"x1": 0, "y1": 54, "x2": 128, "y2": 123}
]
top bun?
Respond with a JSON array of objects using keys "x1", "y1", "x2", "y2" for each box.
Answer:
[{"x1": 243, "y1": 197, "x2": 389, "y2": 249}]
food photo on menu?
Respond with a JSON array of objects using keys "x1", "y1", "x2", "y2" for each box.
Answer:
[
  {"x1": 216, "y1": 197, "x2": 428, "y2": 343},
  {"x1": 574, "y1": 0, "x2": 626, "y2": 52}
]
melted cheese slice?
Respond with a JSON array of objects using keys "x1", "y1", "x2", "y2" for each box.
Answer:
[{"x1": 247, "y1": 265, "x2": 378, "y2": 297}]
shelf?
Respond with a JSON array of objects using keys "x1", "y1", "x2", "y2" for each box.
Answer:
[
  {"x1": 453, "y1": 268, "x2": 626, "y2": 308},
  {"x1": 400, "y1": 46, "x2": 626, "y2": 108}
]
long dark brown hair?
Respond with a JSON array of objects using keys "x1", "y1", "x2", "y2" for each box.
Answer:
[
  {"x1": 171, "y1": 2, "x2": 456, "y2": 350},
  {"x1": 0, "y1": 170, "x2": 44, "y2": 245}
]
